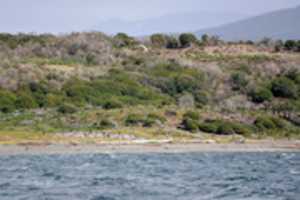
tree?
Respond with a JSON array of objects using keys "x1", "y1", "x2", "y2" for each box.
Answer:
[
  {"x1": 179, "y1": 33, "x2": 197, "y2": 47},
  {"x1": 165, "y1": 36, "x2": 179, "y2": 49},
  {"x1": 297, "y1": 41, "x2": 300, "y2": 52},
  {"x1": 150, "y1": 34, "x2": 167, "y2": 47},
  {"x1": 284, "y1": 40, "x2": 297, "y2": 51},
  {"x1": 274, "y1": 40, "x2": 284, "y2": 52},
  {"x1": 114, "y1": 33, "x2": 137, "y2": 47},
  {"x1": 201, "y1": 34, "x2": 209, "y2": 44}
]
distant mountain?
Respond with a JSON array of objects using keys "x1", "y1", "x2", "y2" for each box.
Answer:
[
  {"x1": 195, "y1": 6, "x2": 300, "y2": 41},
  {"x1": 95, "y1": 11, "x2": 248, "y2": 36}
]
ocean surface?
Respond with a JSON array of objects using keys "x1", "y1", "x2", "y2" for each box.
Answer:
[{"x1": 0, "y1": 152, "x2": 299, "y2": 200}]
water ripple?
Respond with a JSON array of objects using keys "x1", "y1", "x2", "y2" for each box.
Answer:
[{"x1": 0, "y1": 152, "x2": 299, "y2": 200}]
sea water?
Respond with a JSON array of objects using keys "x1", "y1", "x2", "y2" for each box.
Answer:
[{"x1": 0, "y1": 152, "x2": 299, "y2": 200}]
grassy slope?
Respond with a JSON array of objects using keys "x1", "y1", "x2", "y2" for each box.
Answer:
[{"x1": 0, "y1": 33, "x2": 300, "y2": 144}]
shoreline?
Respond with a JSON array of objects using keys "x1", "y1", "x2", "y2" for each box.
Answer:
[{"x1": 0, "y1": 140, "x2": 299, "y2": 155}]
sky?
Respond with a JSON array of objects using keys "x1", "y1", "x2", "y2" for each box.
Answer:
[{"x1": 0, "y1": 0, "x2": 299, "y2": 34}]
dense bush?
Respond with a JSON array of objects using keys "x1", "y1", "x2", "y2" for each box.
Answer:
[
  {"x1": 147, "y1": 113, "x2": 166, "y2": 123},
  {"x1": 166, "y1": 36, "x2": 179, "y2": 49},
  {"x1": 175, "y1": 74, "x2": 202, "y2": 93},
  {"x1": 180, "y1": 111, "x2": 201, "y2": 132},
  {"x1": 216, "y1": 123, "x2": 235, "y2": 135},
  {"x1": 194, "y1": 91, "x2": 209, "y2": 107},
  {"x1": 15, "y1": 91, "x2": 38, "y2": 109},
  {"x1": 254, "y1": 116, "x2": 288, "y2": 131},
  {"x1": 148, "y1": 62, "x2": 204, "y2": 97},
  {"x1": 284, "y1": 40, "x2": 298, "y2": 51},
  {"x1": 99, "y1": 119, "x2": 116, "y2": 129},
  {"x1": 181, "y1": 118, "x2": 199, "y2": 132},
  {"x1": 125, "y1": 113, "x2": 166, "y2": 127},
  {"x1": 46, "y1": 94, "x2": 64, "y2": 107},
  {"x1": 271, "y1": 77, "x2": 298, "y2": 99},
  {"x1": 179, "y1": 33, "x2": 198, "y2": 47},
  {"x1": 62, "y1": 73, "x2": 168, "y2": 107},
  {"x1": 285, "y1": 69, "x2": 300, "y2": 84},
  {"x1": 199, "y1": 120, "x2": 252, "y2": 135},
  {"x1": 125, "y1": 114, "x2": 145, "y2": 126},
  {"x1": 198, "y1": 122, "x2": 219, "y2": 133},
  {"x1": 0, "y1": 90, "x2": 17, "y2": 113},
  {"x1": 150, "y1": 34, "x2": 167, "y2": 47},
  {"x1": 57, "y1": 103, "x2": 77, "y2": 114},
  {"x1": 85, "y1": 53, "x2": 97, "y2": 66},
  {"x1": 249, "y1": 87, "x2": 273, "y2": 103},
  {"x1": 63, "y1": 79, "x2": 93, "y2": 105},
  {"x1": 114, "y1": 33, "x2": 137, "y2": 47},
  {"x1": 183, "y1": 111, "x2": 200, "y2": 121},
  {"x1": 0, "y1": 33, "x2": 52, "y2": 49},
  {"x1": 230, "y1": 72, "x2": 248, "y2": 91},
  {"x1": 254, "y1": 116, "x2": 276, "y2": 130},
  {"x1": 103, "y1": 99, "x2": 123, "y2": 110},
  {"x1": 28, "y1": 82, "x2": 51, "y2": 107}
]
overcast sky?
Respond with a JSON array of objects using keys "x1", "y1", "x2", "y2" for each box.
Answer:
[{"x1": 0, "y1": 0, "x2": 299, "y2": 33}]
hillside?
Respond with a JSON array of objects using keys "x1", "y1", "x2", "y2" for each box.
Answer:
[
  {"x1": 196, "y1": 6, "x2": 300, "y2": 41},
  {"x1": 0, "y1": 32, "x2": 300, "y2": 144},
  {"x1": 95, "y1": 11, "x2": 248, "y2": 36}
]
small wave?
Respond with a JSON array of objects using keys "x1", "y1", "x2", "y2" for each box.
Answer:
[
  {"x1": 90, "y1": 195, "x2": 115, "y2": 200},
  {"x1": 289, "y1": 169, "x2": 300, "y2": 175}
]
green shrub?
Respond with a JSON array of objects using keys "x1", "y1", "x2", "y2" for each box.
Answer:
[
  {"x1": 114, "y1": 33, "x2": 137, "y2": 47},
  {"x1": 29, "y1": 82, "x2": 49, "y2": 94},
  {"x1": 270, "y1": 117, "x2": 288, "y2": 129},
  {"x1": 297, "y1": 41, "x2": 300, "y2": 52},
  {"x1": 217, "y1": 123, "x2": 235, "y2": 135},
  {"x1": 179, "y1": 33, "x2": 198, "y2": 47},
  {"x1": 16, "y1": 91, "x2": 38, "y2": 109},
  {"x1": 285, "y1": 69, "x2": 300, "y2": 84},
  {"x1": 147, "y1": 113, "x2": 167, "y2": 123},
  {"x1": 125, "y1": 114, "x2": 145, "y2": 126},
  {"x1": 142, "y1": 118, "x2": 157, "y2": 127},
  {"x1": 198, "y1": 122, "x2": 219, "y2": 133},
  {"x1": 85, "y1": 53, "x2": 97, "y2": 66},
  {"x1": 271, "y1": 77, "x2": 298, "y2": 99},
  {"x1": 150, "y1": 34, "x2": 167, "y2": 47},
  {"x1": 231, "y1": 124, "x2": 252, "y2": 136},
  {"x1": 183, "y1": 111, "x2": 200, "y2": 121},
  {"x1": 57, "y1": 103, "x2": 77, "y2": 114},
  {"x1": 28, "y1": 82, "x2": 49, "y2": 107},
  {"x1": 181, "y1": 118, "x2": 199, "y2": 132},
  {"x1": 249, "y1": 87, "x2": 273, "y2": 103},
  {"x1": 284, "y1": 40, "x2": 297, "y2": 51},
  {"x1": 175, "y1": 74, "x2": 201, "y2": 93},
  {"x1": 103, "y1": 99, "x2": 123, "y2": 110},
  {"x1": 254, "y1": 116, "x2": 276, "y2": 131},
  {"x1": 99, "y1": 119, "x2": 116, "y2": 129},
  {"x1": 201, "y1": 34, "x2": 209, "y2": 44},
  {"x1": 46, "y1": 94, "x2": 64, "y2": 107},
  {"x1": 199, "y1": 120, "x2": 252, "y2": 135},
  {"x1": 194, "y1": 91, "x2": 209, "y2": 107},
  {"x1": 181, "y1": 111, "x2": 201, "y2": 132},
  {"x1": 166, "y1": 36, "x2": 179, "y2": 49},
  {"x1": 230, "y1": 72, "x2": 248, "y2": 91},
  {"x1": 0, "y1": 90, "x2": 17, "y2": 113}
]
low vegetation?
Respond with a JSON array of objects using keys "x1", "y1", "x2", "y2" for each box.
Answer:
[{"x1": 0, "y1": 32, "x2": 300, "y2": 143}]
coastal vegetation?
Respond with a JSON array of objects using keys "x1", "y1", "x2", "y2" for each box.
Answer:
[{"x1": 0, "y1": 32, "x2": 300, "y2": 144}]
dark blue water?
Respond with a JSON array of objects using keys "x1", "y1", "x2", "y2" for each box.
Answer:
[{"x1": 0, "y1": 153, "x2": 299, "y2": 200}]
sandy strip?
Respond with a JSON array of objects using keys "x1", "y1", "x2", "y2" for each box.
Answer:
[{"x1": 0, "y1": 140, "x2": 299, "y2": 155}]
